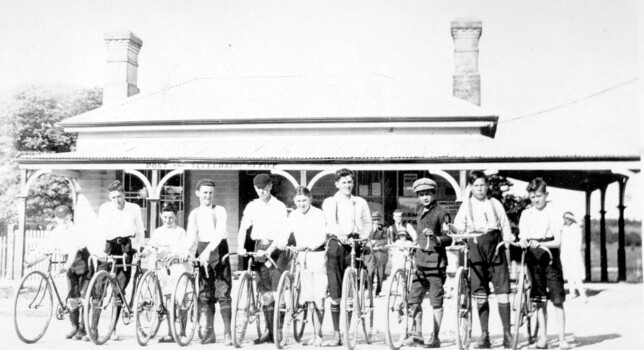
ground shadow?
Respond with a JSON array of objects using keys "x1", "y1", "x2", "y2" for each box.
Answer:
[
  {"x1": 568, "y1": 287, "x2": 604, "y2": 297},
  {"x1": 572, "y1": 333, "x2": 620, "y2": 347}
]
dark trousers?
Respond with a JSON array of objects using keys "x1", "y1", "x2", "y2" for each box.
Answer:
[
  {"x1": 196, "y1": 241, "x2": 232, "y2": 308},
  {"x1": 366, "y1": 251, "x2": 388, "y2": 296}
]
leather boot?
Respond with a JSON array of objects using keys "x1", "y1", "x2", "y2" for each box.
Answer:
[
  {"x1": 200, "y1": 304, "x2": 216, "y2": 344},
  {"x1": 73, "y1": 308, "x2": 87, "y2": 340},
  {"x1": 66, "y1": 309, "x2": 79, "y2": 339},
  {"x1": 404, "y1": 312, "x2": 424, "y2": 346},
  {"x1": 477, "y1": 331, "x2": 491, "y2": 349},
  {"x1": 254, "y1": 306, "x2": 274, "y2": 344}
]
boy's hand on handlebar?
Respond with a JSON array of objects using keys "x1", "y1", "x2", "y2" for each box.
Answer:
[
  {"x1": 529, "y1": 240, "x2": 540, "y2": 249},
  {"x1": 237, "y1": 248, "x2": 247, "y2": 256},
  {"x1": 255, "y1": 249, "x2": 267, "y2": 257}
]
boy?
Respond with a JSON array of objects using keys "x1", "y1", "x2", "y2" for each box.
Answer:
[
  {"x1": 236, "y1": 173, "x2": 289, "y2": 344},
  {"x1": 451, "y1": 170, "x2": 514, "y2": 348},
  {"x1": 186, "y1": 178, "x2": 232, "y2": 345},
  {"x1": 45, "y1": 205, "x2": 90, "y2": 340},
  {"x1": 366, "y1": 211, "x2": 388, "y2": 297},
  {"x1": 92, "y1": 180, "x2": 145, "y2": 341},
  {"x1": 518, "y1": 178, "x2": 569, "y2": 349},
  {"x1": 322, "y1": 168, "x2": 372, "y2": 346},
  {"x1": 408, "y1": 177, "x2": 452, "y2": 348}
]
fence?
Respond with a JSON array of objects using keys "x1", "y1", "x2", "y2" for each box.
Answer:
[{"x1": 0, "y1": 225, "x2": 49, "y2": 280}]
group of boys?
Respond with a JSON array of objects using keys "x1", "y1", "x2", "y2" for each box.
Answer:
[{"x1": 52, "y1": 168, "x2": 568, "y2": 349}]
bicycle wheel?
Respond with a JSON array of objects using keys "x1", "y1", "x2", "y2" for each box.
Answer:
[
  {"x1": 385, "y1": 269, "x2": 408, "y2": 350},
  {"x1": 524, "y1": 272, "x2": 539, "y2": 343},
  {"x1": 512, "y1": 269, "x2": 527, "y2": 350},
  {"x1": 454, "y1": 266, "x2": 472, "y2": 350},
  {"x1": 135, "y1": 270, "x2": 163, "y2": 346},
  {"x1": 232, "y1": 271, "x2": 253, "y2": 348},
  {"x1": 341, "y1": 268, "x2": 358, "y2": 350},
  {"x1": 170, "y1": 272, "x2": 198, "y2": 346},
  {"x1": 274, "y1": 271, "x2": 293, "y2": 349},
  {"x1": 13, "y1": 271, "x2": 54, "y2": 343},
  {"x1": 291, "y1": 270, "x2": 307, "y2": 342},
  {"x1": 359, "y1": 269, "x2": 374, "y2": 344},
  {"x1": 84, "y1": 270, "x2": 119, "y2": 345}
]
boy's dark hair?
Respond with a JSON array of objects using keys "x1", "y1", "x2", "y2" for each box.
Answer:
[
  {"x1": 196, "y1": 178, "x2": 216, "y2": 190},
  {"x1": 294, "y1": 186, "x2": 311, "y2": 198},
  {"x1": 526, "y1": 177, "x2": 548, "y2": 193},
  {"x1": 468, "y1": 170, "x2": 488, "y2": 185},
  {"x1": 335, "y1": 168, "x2": 355, "y2": 181},
  {"x1": 107, "y1": 180, "x2": 124, "y2": 192},
  {"x1": 161, "y1": 202, "x2": 177, "y2": 214},
  {"x1": 393, "y1": 209, "x2": 403, "y2": 215}
]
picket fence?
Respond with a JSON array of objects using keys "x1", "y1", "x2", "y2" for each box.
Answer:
[{"x1": 0, "y1": 225, "x2": 50, "y2": 280}]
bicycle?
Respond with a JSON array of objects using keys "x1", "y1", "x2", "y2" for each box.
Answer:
[
  {"x1": 83, "y1": 253, "x2": 143, "y2": 345},
  {"x1": 448, "y1": 232, "x2": 485, "y2": 350},
  {"x1": 133, "y1": 244, "x2": 188, "y2": 346},
  {"x1": 169, "y1": 253, "x2": 233, "y2": 346},
  {"x1": 496, "y1": 242, "x2": 552, "y2": 350},
  {"x1": 273, "y1": 246, "x2": 310, "y2": 349},
  {"x1": 384, "y1": 243, "x2": 420, "y2": 350},
  {"x1": 340, "y1": 237, "x2": 375, "y2": 350},
  {"x1": 13, "y1": 253, "x2": 74, "y2": 343},
  {"x1": 232, "y1": 252, "x2": 278, "y2": 348}
]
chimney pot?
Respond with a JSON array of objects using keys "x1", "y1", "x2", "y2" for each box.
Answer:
[
  {"x1": 451, "y1": 19, "x2": 482, "y2": 106},
  {"x1": 103, "y1": 30, "x2": 143, "y2": 105}
]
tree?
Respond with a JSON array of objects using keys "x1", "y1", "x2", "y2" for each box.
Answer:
[
  {"x1": 488, "y1": 174, "x2": 531, "y2": 237},
  {"x1": 0, "y1": 84, "x2": 102, "y2": 225}
]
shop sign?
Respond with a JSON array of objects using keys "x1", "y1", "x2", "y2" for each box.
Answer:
[{"x1": 146, "y1": 162, "x2": 275, "y2": 170}]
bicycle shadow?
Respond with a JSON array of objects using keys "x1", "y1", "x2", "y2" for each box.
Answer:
[{"x1": 571, "y1": 333, "x2": 620, "y2": 347}]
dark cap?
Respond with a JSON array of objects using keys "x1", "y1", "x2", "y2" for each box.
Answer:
[
  {"x1": 54, "y1": 205, "x2": 71, "y2": 219},
  {"x1": 253, "y1": 174, "x2": 272, "y2": 187},
  {"x1": 196, "y1": 178, "x2": 216, "y2": 189},
  {"x1": 413, "y1": 178, "x2": 437, "y2": 192}
]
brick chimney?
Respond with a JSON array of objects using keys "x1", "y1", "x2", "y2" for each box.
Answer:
[
  {"x1": 451, "y1": 19, "x2": 482, "y2": 106},
  {"x1": 103, "y1": 30, "x2": 143, "y2": 105}
]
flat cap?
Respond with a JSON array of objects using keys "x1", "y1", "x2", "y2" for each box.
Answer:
[
  {"x1": 413, "y1": 178, "x2": 437, "y2": 192},
  {"x1": 54, "y1": 205, "x2": 71, "y2": 219},
  {"x1": 253, "y1": 173, "x2": 272, "y2": 187}
]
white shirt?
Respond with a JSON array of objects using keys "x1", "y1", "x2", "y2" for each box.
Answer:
[
  {"x1": 454, "y1": 197, "x2": 513, "y2": 241},
  {"x1": 186, "y1": 205, "x2": 227, "y2": 244},
  {"x1": 46, "y1": 221, "x2": 86, "y2": 269},
  {"x1": 322, "y1": 192, "x2": 372, "y2": 239},
  {"x1": 240, "y1": 196, "x2": 288, "y2": 241},
  {"x1": 518, "y1": 204, "x2": 563, "y2": 244},
  {"x1": 288, "y1": 206, "x2": 327, "y2": 250},
  {"x1": 151, "y1": 225, "x2": 194, "y2": 257},
  {"x1": 98, "y1": 201, "x2": 145, "y2": 242}
]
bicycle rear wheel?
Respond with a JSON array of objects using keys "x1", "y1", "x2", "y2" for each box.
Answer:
[
  {"x1": 341, "y1": 268, "x2": 358, "y2": 350},
  {"x1": 170, "y1": 272, "x2": 198, "y2": 346},
  {"x1": 13, "y1": 271, "x2": 53, "y2": 343},
  {"x1": 359, "y1": 269, "x2": 374, "y2": 344},
  {"x1": 274, "y1": 271, "x2": 293, "y2": 349},
  {"x1": 84, "y1": 270, "x2": 119, "y2": 345},
  {"x1": 385, "y1": 269, "x2": 408, "y2": 350},
  {"x1": 454, "y1": 266, "x2": 472, "y2": 350},
  {"x1": 135, "y1": 270, "x2": 163, "y2": 346},
  {"x1": 291, "y1": 271, "x2": 307, "y2": 342},
  {"x1": 232, "y1": 271, "x2": 253, "y2": 348}
]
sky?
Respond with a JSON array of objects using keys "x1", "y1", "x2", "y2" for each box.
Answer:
[{"x1": 0, "y1": 0, "x2": 641, "y2": 219}]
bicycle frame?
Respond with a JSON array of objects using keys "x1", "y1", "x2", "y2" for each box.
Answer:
[{"x1": 90, "y1": 254, "x2": 143, "y2": 319}]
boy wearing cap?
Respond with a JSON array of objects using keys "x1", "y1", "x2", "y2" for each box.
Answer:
[
  {"x1": 366, "y1": 211, "x2": 388, "y2": 297},
  {"x1": 322, "y1": 168, "x2": 372, "y2": 346},
  {"x1": 518, "y1": 178, "x2": 569, "y2": 349},
  {"x1": 237, "y1": 173, "x2": 289, "y2": 344},
  {"x1": 408, "y1": 177, "x2": 452, "y2": 348},
  {"x1": 186, "y1": 178, "x2": 232, "y2": 345},
  {"x1": 44, "y1": 205, "x2": 90, "y2": 340},
  {"x1": 92, "y1": 180, "x2": 145, "y2": 341}
]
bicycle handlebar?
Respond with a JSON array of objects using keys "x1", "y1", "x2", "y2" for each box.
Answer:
[
  {"x1": 495, "y1": 241, "x2": 553, "y2": 265},
  {"x1": 244, "y1": 252, "x2": 278, "y2": 268}
]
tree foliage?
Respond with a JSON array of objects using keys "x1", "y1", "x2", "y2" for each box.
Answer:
[
  {"x1": 0, "y1": 84, "x2": 102, "y2": 225},
  {"x1": 488, "y1": 174, "x2": 531, "y2": 237}
]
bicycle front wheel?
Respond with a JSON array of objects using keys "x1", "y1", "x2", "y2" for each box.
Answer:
[
  {"x1": 512, "y1": 268, "x2": 529, "y2": 350},
  {"x1": 170, "y1": 272, "x2": 198, "y2": 346},
  {"x1": 232, "y1": 271, "x2": 253, "y2": 348},
  {"x1": 385, "y1": 269, "x2": 408, "y2": 350},
  {"x1": 341, "y1": 268, "x2": 359, "y2": 350},
  {"x1": 274, "y1": 271, "x2": 293, "y2": 349},
  {"x1": 13, "y1": 271, "x2": 54, "y2": 343},
  {"x1": 135, "y1": 270, "x2": 163, "y2": 346},
  {"x1": 359, "y1": 269, "x2": 374, "y2": 344},
  {"x1": 454, "y1": 266, "x2": 472, "y2": 350},
  {"x1": 291, "y1": 271, "x2": 307, "y2": 342},
  {"x1": 84, "y1": 270, "x2": 119, "y2": 345}
]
